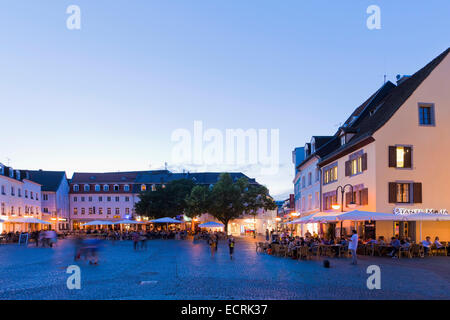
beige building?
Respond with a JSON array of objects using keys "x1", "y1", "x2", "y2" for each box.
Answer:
[{"x1": 318, "y1": 47, "x2": 450, "y2": 243}]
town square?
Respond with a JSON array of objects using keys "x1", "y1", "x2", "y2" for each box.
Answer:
[{"x1": 1, "y1": 1, "x2": 449, "y2": 305}]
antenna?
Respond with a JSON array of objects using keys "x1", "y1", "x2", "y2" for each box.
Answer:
[
  {"x1": 164, "y1": 162, "x2": 168, "y2": 170},
  {"x1": 6, "y1": 157, "x2": 11, "y2": 166},
  {"x1": 384, "y1": 74, "x2": 387, "y2": 84}
]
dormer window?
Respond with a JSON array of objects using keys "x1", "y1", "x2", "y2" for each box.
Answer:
[
  {"x1": 84, "y1": 185, "x2": 90, "y2": 192},
  {"x1": 113, "y1": 184, "x2": 120, "y2": 192},
  {"x1": 15, "y1": 170, "x2": 20, "y2": 180},
  {"x1": 341, "y1": 135, "x2": 346, "y2": 145},
  {"x1": 73, "y1": 185, "x2": 79, "y2": 192},
  {"x1": 151, "y1": 184, "x2": 156, "y2": 191},
  {"x1": 124, "y1": 185, "x2": 130, "y2": 192},
  {"x1": 103, "y1": 185, "x2": 109, "y2": 191},
  {"x1": 9, "y1": 169, "x2": 14, "y2": 178},
  {"x1": 95, "y1": 185, "x2": 100, "y2": 192},
  {"x1": 141, "y1": 184, "x2": 147, "y2": 192}
]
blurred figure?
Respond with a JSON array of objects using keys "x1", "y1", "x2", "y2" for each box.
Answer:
[
  {"x1": 83, "y1": 238, "x2": 102, "y2": 265},
  {"x1": 228, "y1": 235, "x2": 235, "y2": 260}
]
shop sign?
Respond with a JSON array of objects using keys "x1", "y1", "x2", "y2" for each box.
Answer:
[{"x1": 394, "y1": 208, "x2": 448, "y2": 215}]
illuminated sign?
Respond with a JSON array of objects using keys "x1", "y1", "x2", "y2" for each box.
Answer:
[{"x1": 394, "y1": 208, "x2": 448, "y2": 215}]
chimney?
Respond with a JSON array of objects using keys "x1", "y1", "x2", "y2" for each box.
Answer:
[{"x1": 396, "y1": 74, "x2": 411, "y2": 85}]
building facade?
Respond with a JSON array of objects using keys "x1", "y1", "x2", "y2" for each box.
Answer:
[
  {"x1": 28, "y1": 170, "x2": 70, "y2": 232},
  {"x1": 0, "y1": 164, "x2": 42, "y2": 233},
  {"x1": 318, "y1": 48, "x2": 450, "y2": 242}
]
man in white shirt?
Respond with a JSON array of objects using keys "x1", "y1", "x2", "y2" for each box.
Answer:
[{"x1": 348, "y1": 230, "x2": 359, "y2": 265}]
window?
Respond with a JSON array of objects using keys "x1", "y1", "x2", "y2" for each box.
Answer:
[
  {"x1": 114, "y1": 185, "x2": 119, "y2": 192},
  {"x1": 89, "y1": 207, "x2": 93, "y2": 215},
  {"x1": 141, "y1": 184, "x2": 147, "y2": 192},
  {"x1": 18, "y1": 189, "x2": 22, "y2": 197},
  {"x1": 84, "y1": 185, "x2": 90, "y2": 192},
  {"x1": 418, "y1": 104, "x2": 435, "y2": 126},
  {"x1": 389, "y1": 146, "x2": 412, "y2": 168},
  {"x1": 73, "y1": 208, "x2": 78, "y2": 215},
  {"x1": 396, "y1": 183, "x2": 410, "y2": 203},
  {"x1": 81, "y1": 208, "x2": 85, "y2": 215},
  {"x1": 25, "y1": 190, "x2": 28, "y2": 198},
  {"x1": 107, "y1": 197, "x2": 111, "y2": 202},
  {"x1": 99, "y1": 207, "x2": 103, "y2": 215},
  {"x1": 115, "y1": 208, "x2": 120, "y2": 215},
  {"x1": 43, "y1": 194, "x2": 48, "y2": 201},
  {"x1": 36, "y1": 193, "x2": 39, "y2": 201},
  {"x1": 308, "y1": 194, "x2": 312, "y2": 210},
  {"x1": 103, "y1": 185, "x2": 109, "y2": 191},
  {"x1": 315, "y1": 192, "x2": 320, "y2": 208},
  {"x1": 315, "y1": 168, "x2": 319, "y2": 182},
  {"x1": 345, "y1": 153, "x2": 367, "y2": 176},
  {"x1": 11, "y1": 187, "x2": 15, "y2": 196},
  {"x1": 81, "y1": 197, "x2": 85, "y2": 202},
  {"x1": 308, "y1": 172, "x2": 312, "y2": 186},
  {"x1": 125, "y1": 208, "x2": 130, "y2": 215},
  {"x1": 43, "y1": 208, "x2": 49, "y2": 213},
  {"x1": 30, "y1": 192, "x2": 34, "y2": 199},
  {"x1": 73, "y1": 185, "x2": 79, "y2": 192},
  {"x1": 125, "y1": 196, "x2": 130, "y2": 202},
  {"x1": 88, "y1": 197, "x2": 92, "y2": 202},
  {"x1": 95, "y1": 185, "x2": 100, "y2": 192},
  {"x1": 302, "y1": 177, "x2": 305, "y2": 188},
  {"x1": 1, "y1": 186, "x2": 5, "y2": 195},
  {"x1": 99, "y1": 196, "x2": 102, "y2": 202},
  {"x1": 115, "y1": 196, "x2": 120, "y2": 202},
  {"x1": 389, "y1": 182, "x2": 422, "y2": 204},
  {"x1": 124, "y1": 185, "x2": 130, "y2": 192},
  {"x1": 323, "y1": 165, "x2": 338, "y2": 184},
  {"x1": 107, "y1": 208, "x2": 111, "y2": 215},
  {"x1": 151, "y1": 184, "x2": 156, "y2": 191}
]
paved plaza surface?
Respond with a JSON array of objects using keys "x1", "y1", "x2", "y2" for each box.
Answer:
[{"x1": 0, "y1": 237, "x2": 448, "y2": 300}]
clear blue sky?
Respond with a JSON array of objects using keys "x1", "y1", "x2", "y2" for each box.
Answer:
[{"x1": 1, "y1": 0, "x2": 449, "y2": 199}]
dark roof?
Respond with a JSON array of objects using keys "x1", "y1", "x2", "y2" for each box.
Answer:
[
  {"x1": 319, "y1": 47, "x2": 450, "y2": 166},
  {"x1": 71, "y1": 170, "x2": 258, "y2": 186},
  {"x1": 312, "y1": 136, "x2": 334, "y2": 149},
  {"x1": 27, "y1": 170, "x2": 66, "y2": 191}
]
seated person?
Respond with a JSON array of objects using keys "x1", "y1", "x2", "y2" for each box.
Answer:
[
  {"x1": 434, "y1": 236, "x2": 443, "y2": 248},
  {"x1": 388, "y1": 237, "x2": 401, "y2": 258},
  {"x1": 422, "y1": 236, "x2": 432, "y2": 255},
  {"x1": 377, "y1": 236, "x2": 385, "y2": 245}
]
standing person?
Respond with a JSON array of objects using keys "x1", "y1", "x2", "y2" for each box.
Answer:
[
  {"x1": 228, "y1": 235, "x2": 235, "y2": 260},
  {"x1": 348, "y1": 229, "x2": 359, "y2": 265},
  {"x1": 214, "y1": 233, "x2": 219, "y2": 252},
  {"x1": 208, "y1": 235, "x2": 216, "y2": 258},
  {"x1": 132, "y1": 231, "x2": 140, "y2": 251},
  {"x1": 265, "y1": 229, "x2": 269, "y2": 242}
]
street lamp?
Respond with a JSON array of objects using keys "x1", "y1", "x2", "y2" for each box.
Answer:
[{"x1": 332, "y1": 184, "x2": 356, "y2": 237}]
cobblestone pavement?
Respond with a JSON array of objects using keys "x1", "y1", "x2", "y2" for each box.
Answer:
[{"x1": 0, "y1": 237, "x2": 448, "y2": 300}]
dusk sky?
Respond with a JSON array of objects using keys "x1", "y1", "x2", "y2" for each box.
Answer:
[{"x1": 1, "y1": 0, "x2": 449, "y2": 199}]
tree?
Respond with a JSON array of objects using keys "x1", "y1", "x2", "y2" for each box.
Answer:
[
  {"x1": 185, "y1": 185, "x2": 211, "y2": 219},
  {"x1": 135, "y1": 179, "x2": 195, "y2": 219},
  {"x1": 243, "y1": 184, "x2": 277, "y2": 218}
]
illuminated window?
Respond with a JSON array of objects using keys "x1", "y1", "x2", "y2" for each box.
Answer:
[
  {"x1": 95, "y1": 185, "x2": 100, "y2": 192},
  {"x1": 141, "y1": 184, "x2": 147, "y2": 192},
  {"x1": 396, "y1": 183, "x2": 410, "y2": 203}
]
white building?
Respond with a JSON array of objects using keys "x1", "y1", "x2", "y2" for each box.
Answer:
[
  {"x1": 28, "y1": 170, "x2": 70, "y2": 232},
  {"x1": 0, "y1": 164, "x2": 42, "y2": 233}
]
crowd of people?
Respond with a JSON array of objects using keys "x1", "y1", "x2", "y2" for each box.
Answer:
[{"x1": 1, "y1": 230, "x2": 60, "y2": 247}]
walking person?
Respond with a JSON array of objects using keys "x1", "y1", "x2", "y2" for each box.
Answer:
[
  {"x1": 208, "y1": 235, "x2": 216, "y2": 258},
  {"x1": 228, "y1": 235, "x2": 235, "y2": 260},
  {"x1": 348, "y1": 229, "x2": 358, "y2": 265}
]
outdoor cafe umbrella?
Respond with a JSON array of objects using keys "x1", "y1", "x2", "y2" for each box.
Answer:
[
  {"x1": 114, "y1": 220, "x2": 146, "y2": 225},
  {"x1": 335, "y1": 210, "x2": 396, "y2": 222},
  {"x1": 150, "y1": 217, "x2": 182, "y2": 231},
  {"x1": 8, "y1": 217, "x2": 52, "y2": 224},
  {"x1": 149, "y1": 217, "x2": 181, "y2": 224},
  {"x1": 82, "y1": 220, "x2": 115, "y2": 226},
  {"x1": 396, "y1": 212, "x2": 450, "y2": 241},
  {"x1": 198, "y1": 221, "x2": 224, "y2": 228}
]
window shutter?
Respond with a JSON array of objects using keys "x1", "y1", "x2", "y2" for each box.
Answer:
[
  {"x1": 345, "y1": 161, "x2": 351, "y2": 176},
  {"x1": 404, "y1": 147, "x2": 412, "y2": 168},
  {"x1": 388, "y1": 182, "x2": 397, "y2": 203},
  {"x1": 413, "y1": 183, "x2": 422, "y2": 203},
  {"x1": 361, "y1": 188, "x2": 369, "y2": 205},
  {"x1": 361, "y1": 153, "x2": 368, "y2": 171},
  {"x1": 388, "y1": 146, "x2": 397, "y2": 167}
]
